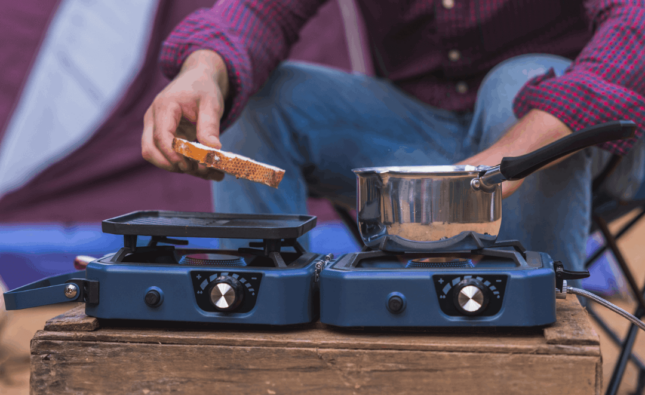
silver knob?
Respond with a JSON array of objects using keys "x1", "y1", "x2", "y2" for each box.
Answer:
[
  {"x1": 208, "y1": 276, "x2": 243, "y2": 311},
  {"x1": 64, "y1": 284, "x2": 79, "y2": 299},
  {"x1": 453, "y1": 279, "x2": 490, "y2": 315},
  {"x1": 458, "y1": 286, "x2": 484, "y2": 312}
]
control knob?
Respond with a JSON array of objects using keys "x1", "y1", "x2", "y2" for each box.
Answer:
[
  {"x1": 452, "y1": 279, "x2": 490, "y2": 316},
  {"x1": 208, "y1": 276, "x2": 244, "y2": 312}
]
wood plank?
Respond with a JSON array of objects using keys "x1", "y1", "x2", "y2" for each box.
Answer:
[
  {"x1": 32, "y1": 326, "x2": 600, "y2": 357},
  {"x1": 32, "y1": 298, "x2": 600, "y2": 357},
  {"x1": 43, "y1": 305, "x2": 98, "y2": 332},
  {"x1": 30, "y1": 340, "x2": 601, "y2": 395},
  {"x1": 544, "y1": 297, "x2": 599, "y2": 346}
]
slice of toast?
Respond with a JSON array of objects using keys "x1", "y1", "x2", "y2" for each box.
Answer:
[{"x1": 172, "y1": 138, "x2": 285, "y2": 188}]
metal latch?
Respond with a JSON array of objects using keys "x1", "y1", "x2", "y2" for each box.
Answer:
[
  {"x1": 314, "y1": 254, "x2": 334, "y2": 283},
  {"x1": 65, "y1": 279, "x2": 100, "y2": 304},
  {"x1": 554, "y1": 261, "x2": 589, "y2": 299}
]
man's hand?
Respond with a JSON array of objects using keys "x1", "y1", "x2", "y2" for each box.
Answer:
[
  {"x1": 142, "y1": 49, "x2": 230, "y2": 181},
  {"x1": 457, "y1": 109, "x2": 573, "y2": 198}
]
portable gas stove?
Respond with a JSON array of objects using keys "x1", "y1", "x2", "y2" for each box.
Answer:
[
  {"x1": 320, "y1": 238, "x2": 587, "y2": 328},
  {"x1": 4, "y1": 211, "x2": 589, "y2": 328},
  {"x1": 4, "y1": 211, "x2": 327, "y2": 325}
]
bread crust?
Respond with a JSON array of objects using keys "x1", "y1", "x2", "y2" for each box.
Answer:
[{"x1": 172, "y1": 138, "x2": 285, "y2": 188}]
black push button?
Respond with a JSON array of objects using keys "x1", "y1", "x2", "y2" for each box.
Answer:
[
  {"x1": 145, "y1": 290, "x2": 162, "y2": 307},
  {"x1": 388, "y1": 295, "x2": 404, "y2": 313}
]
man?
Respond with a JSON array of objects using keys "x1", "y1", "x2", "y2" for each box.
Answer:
[{"x1": 142, "y1": 0, "x2": 645, "y2": 276}]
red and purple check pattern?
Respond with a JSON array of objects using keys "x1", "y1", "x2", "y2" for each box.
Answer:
[{"x1": 160, "y1": 0, "x2": 645, "y2": 155}]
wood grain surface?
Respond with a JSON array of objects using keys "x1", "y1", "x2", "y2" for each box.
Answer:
[
  {"x1": 30, "y1": 297, "x2": 601, "y2": 394},
  {"x1": 44, "y1": 305, "x2": 98, "y2": 332}
]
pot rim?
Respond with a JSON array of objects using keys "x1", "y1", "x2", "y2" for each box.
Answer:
[{"x1": 352, "y1": 165, "x2": 493, "y2": 176}]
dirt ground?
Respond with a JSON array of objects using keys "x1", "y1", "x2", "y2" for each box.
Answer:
[{"x1": 1, "y1": 210, "x2": 644, "y2": 394}]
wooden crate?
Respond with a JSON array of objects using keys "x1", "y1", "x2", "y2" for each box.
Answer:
[{"x1": 30, "y1": 297, "x2": 601, "y2": 394}]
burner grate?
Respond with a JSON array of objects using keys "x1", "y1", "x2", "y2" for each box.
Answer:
[
  {"x1": 406, "y1": 260, "x2": 474, "y2": 269},
  {"x1": 179, "y1": 254, "x2": 247, "y2": 267}
]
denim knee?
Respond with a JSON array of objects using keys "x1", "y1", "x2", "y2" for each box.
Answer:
[
  {"x1": 469, "y1": 54, "x2": 573, "y2": 151},
  {"x1": 247, "y1": 61, "x2": 337, "y2": 113},
  {"x1": 480, "y1": 54, "x2": 571, "y2": 94}
]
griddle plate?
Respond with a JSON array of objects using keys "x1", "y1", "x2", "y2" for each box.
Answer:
[{"x1": 102, "y1": 211, "x2": 317, "y2": 239}]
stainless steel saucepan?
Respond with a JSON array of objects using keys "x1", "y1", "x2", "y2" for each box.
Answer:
[{"x1": 353, "y1": 120, "x2": 637, "y2": 252}]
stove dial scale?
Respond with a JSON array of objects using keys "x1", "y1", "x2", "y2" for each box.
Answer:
[
  {"x1": 190, "y1": 271, "x2": 263, "y2": 313},
  {"x1": 433, "y1": 275, "x2": 507, "y2": 317}
]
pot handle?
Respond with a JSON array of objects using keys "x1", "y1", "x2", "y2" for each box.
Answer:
[{"x1": 499, "y1": 120, "x2": 636, "y2": 181}]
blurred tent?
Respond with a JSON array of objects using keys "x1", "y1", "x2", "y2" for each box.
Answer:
[{"x1": 0, "y1": 0, "x2": 367, "y2": 289}]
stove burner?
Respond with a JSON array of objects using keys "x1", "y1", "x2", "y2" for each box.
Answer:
[
  {"x1": 179, "y1": 253, "x2": 247, "y2": 266},
  {"x1": 406, "y1": 257, "x2": 474, "y2": 269}
]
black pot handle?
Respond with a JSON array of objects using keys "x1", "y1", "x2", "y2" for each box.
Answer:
[{"x1": 499, "y1": 120, "x2": 637, "y2": 181}]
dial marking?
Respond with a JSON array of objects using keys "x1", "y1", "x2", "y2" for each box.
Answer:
[{"x1": 200, "y1": 279, "x2": 208, "y2": 290}]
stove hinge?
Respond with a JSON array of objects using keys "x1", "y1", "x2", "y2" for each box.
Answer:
[
  {"x1": 65, "y1": 279, "x2": 100, "y2": 305},
  {"x1": 314, "y1": 254, "x2": 334, "y2": 283},
  {"x1": 554, "y1": 261, "x2": 589, "y2": 299}
]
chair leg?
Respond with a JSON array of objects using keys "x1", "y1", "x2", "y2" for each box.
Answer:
[
  {"x1": 607, "y1": 323, "x2": 642, "y2": 395},
  {"x1": 587, "y1": 304, "x2": 645, "y2": 370},
  {"x1": 636, "y1": 369, "x2": 645, "y2": 395},
  {"x1": 585, "y1": 208, "x2": 645, "y2": 269},
  {"x1": 594, "y1": 216, "x2": 645, "y2": 313},
  {"x1": 593, "y1": 215, "x2": 645, "y2": 395}
]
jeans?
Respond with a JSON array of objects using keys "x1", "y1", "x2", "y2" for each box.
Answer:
[{"x1": 215, "y1": 54, "x2": 644, "y2": 278}]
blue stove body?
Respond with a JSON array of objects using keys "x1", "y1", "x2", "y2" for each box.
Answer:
[
  {"x1": 320, "y1": 248, "x2": 557, "y2": 327},
  {"x1": 4, "y1": 211, "x2": 568, "y2": 329},
  {"x1": 3, "y1": 211, "x2": 324, "y2": 326},
  {"x1": 82, "y1": 251, "x2": 320, "y2": 325},
  {"x1": 3, "y1": 249, "x2": 322, "y2": 325}
]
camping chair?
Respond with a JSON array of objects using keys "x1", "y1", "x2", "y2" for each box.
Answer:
[{"x1": 584, "y1": 154, "x2": 645, "y2": 395}]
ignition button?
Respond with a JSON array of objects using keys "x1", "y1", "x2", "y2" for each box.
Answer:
[
  {"x1": 144, "y1": 287, "x2": 164, "y2": 307},
  {"x1": 386, "y1": 292, "x2": 407, "y2": 314}
]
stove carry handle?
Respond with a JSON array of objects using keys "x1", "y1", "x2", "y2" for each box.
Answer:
[{"x1": 3, "y1": 271, "x2": 99, "y2": 310}]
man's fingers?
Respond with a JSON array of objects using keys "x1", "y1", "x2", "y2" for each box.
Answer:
[
  {"x1": 209, "y1": 169, "x2": 225, "y2": 181},
  {"x1": 196, "y1": 95, "x2": 223, "y2": 149},
  {"x1": 152, "y1": 102, "x2": 191, "y2": 171},
  {"x1": 142, "y1": 117, "x2": 180, "y2": 172},
  {"x1": 185, "y1": 163, "x2": 225, "y2": 181}
]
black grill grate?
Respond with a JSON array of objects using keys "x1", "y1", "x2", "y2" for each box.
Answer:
[{"x1": 406, "y1": 260, "x2": 475, "y2": 269}]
